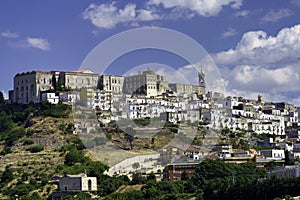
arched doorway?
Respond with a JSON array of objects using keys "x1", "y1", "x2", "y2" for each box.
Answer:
[{"x1": 88, "y1": 179, "x2": 92, "y2": 190}]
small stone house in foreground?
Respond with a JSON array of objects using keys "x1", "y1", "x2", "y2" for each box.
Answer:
[{"x1": 59, "y1": 173, "x2": 97, "y2": 191}]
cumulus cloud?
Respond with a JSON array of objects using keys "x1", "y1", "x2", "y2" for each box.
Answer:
[
  {"x1": 261, "y1": 8, "x2": 293, "y2": 23},
  {"x1": 83, "y1": 2, "x2": 160, "y2": 29},
  {"x1": 222, "y1": 27, "x2": 238, "y2": 38},
  {"x1": 213, "y1": 24, "x2": 300, "y2": 66},
  {"x1": 219, "y1": 63, "x2": 300, "y2": 104},
  {"x1": 234, "y1": 10, "x2": 249, "y2": 17},
  {"x1": 291, "y1": 0, "x2": 300, "y2": 6},
  {"x1": 1, "y1": 30, "x2": 19, "y2": 38},
  {"x1": 26, "y1": 37, "x2": 51, "y2": 51},
  {"x1": 148, "y1": 0, "x2": 242, "y2": 17},
  {"x1": 83, "y1": 0, "x2": 243, "y2": 29}
]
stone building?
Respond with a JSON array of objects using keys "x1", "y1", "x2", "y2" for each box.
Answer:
[
  {"x1": 58, "y1": 70, "x2": 99, "y2": 90},
  {"x1": 58, "y1": 173, "x2": 97, "y2": 191},
  {"x1": 123, "y1": 68, "x2": 166, "y2": 97},
  {"x1": 12, "y1": 70, "x2": 54, "y2": 104},
  {"x1": 52, "y1": 173, "x2": 97, "y2": 200},
  {"x1": 168, "y1": 70, "x2": 205, "y2": 96},
  {"x1": 10, "y1": 69, "x2": 99, "y2": 104},
  {"x1": 98, "y1": 75, "x2": 125, "y2": 94}
]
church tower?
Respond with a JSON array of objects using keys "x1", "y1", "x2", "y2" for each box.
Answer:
[{"x1": 198, "y1": 68, "x2": 205, "y2": 88}]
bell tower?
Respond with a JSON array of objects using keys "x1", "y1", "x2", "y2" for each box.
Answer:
[{"x1": 198, "y1": 68, "x2": 205, "y2": 88}]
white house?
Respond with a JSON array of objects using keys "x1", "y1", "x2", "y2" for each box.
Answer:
[{"x1": 41, "y1": 92, "x2": 59, "y2": 104}]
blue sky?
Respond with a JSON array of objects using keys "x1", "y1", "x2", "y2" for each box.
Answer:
[{"x1": 1, "y1": 0, "x2": 300, "y2": 105}]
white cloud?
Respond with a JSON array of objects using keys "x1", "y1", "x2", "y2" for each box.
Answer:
[
  {"x1": 1, "y1": 30, "x2": 19, "y2": 38},
  {"x1": 26, "y1": 37, "x2": 51, "y2": 51},
  {"x1": 214, "y1": 24, "x2": 300, "y2": 105},
  {"x1": 83, "y1": 2, "x2": 160, "y2": 29},
  {"x1": 222, "y1": 27, "x2": 238, "y2": 38},
  {"x1": 83, "y1": 1, "x2": 244, "y2": 29},
  {"x1": 261, "y1": 8, "x2": 293, "y2": 23},
  {"x1": 234, "y1": 10, "x2": 249, "y2": 17},
  {"x1": 148, "y1": 0, "x2": 242, "y2": 17},
  {"x1": 291, "y1": 0, "x2": 300, "y2": 6},
  {"x1": 220, "y1": 64, "x2": 300, "y2": 103},
  {"x1": 214, "y1": 24, "x2": 300, "y2": 66}
]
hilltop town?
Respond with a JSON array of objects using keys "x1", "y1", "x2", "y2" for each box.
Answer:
[{"x1": 3, "y1": 67, "x2": 300, "y2": 199}]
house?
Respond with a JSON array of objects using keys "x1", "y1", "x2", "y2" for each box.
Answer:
[
  {"x1": 52, "y1": 173, "x2": 97, "y2": 200},
  {"x1": 163, "y1": 162, "x2": 199, "y2": 181},
  {"x1": 184, "y1": 145, "x2": 202, "y2": 160},
  {"x1": 259, "y1": 149, "x2": 285, "y2": 160},
  {"x1": 41, "y1": 92, "x2": 59, "y2": 104},
  {"x1": 58, "y1": 173, "x2": 97, "y2": 191}
]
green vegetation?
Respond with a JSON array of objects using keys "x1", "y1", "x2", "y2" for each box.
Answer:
[
  {"x1": 133, "y1": 117, "x2": 151, "y2": 126},
  {"x1": 0, "y1": 102, "x2": 71, "y2": 149},
  {"x1": 0, "y1": 91, "x2": 4, "y2": 105},
  {"x1": 103, "y1": 159, "x2": 300, "y2": 200},
  {"x1": 23, "y1": 138, "x2": 34, "y2": 145},
  {"x1": 2, "y1": 102, "x2": 300, "y2": 199},
  {"x1": 26, "y1": 144, "x2": 44, "y2": 153}
]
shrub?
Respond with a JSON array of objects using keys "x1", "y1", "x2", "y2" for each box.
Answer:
[
  {"x1": 5, "y1": 126, "x2": 26, "y2": 146},
  {"x1": 65, "y1": 148, "x2": 85, "y2": 166},
  {"x1": 26, "y1": 145, "x2": 44, "y2": 153},
  {"x1": 0, "y1": 146, "x2": 12, "y2": 155},
  {"x1": 23, "y1": 138, "x2": 34, "y2": 145}
]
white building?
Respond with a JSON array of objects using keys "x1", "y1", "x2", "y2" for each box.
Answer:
[
  {"x1": 259, "y1": 149, "x2": 285, "y2": 160},
  {"x1": 41, "y1": 92, "x2": 59, "y2": 104},
  {"x1": 58, "y1": 173, "x2": 97, "y2": 191}
]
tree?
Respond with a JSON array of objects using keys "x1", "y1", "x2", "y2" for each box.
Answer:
[
  {"x1": 285, "y1": 150, "x2": 295, "y2": 165},
  {"x1": 1, "y1": 166, "x2": 14, "y2": 183},
  {"x1": 181, "y1": 171, "x2": 189, "y2": 180},
  {"x1": 5, "y1": 126, "x2": 26, "y2": 146},
  {"x1": 0, "y1": 111, "x2": 14, "y2": 133},
  {"x1": 125, "y1": 127, "x2": 135, "y2": 150},
  {"x1": 26, "y1": 144, "x2": 44, "y2": 153},
  {"x1": 0, "y1": 91, "x2": 4, "y2": 105},
  {"x1": 132, "y1": 162, "x2": 140, "y2": 170},
  {"x1": 65, "y1": 148, "x2": 85, "y2": 166}
]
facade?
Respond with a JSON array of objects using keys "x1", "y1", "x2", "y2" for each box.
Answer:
[
  {"x1": 163, "y1": 162, "x2": 199, "y2": 181},
  {"x1": 123, "y1": 68, "x2": 166, "y2": 97},
  {"x1": 13, "y1": 71, "x2": 53, "y2": 104},
  {"x1": 98, "y1": 75, "x2": 125, "y2": 94},
  {"x1": 11, "y1": 70, "x2": 100, "y2": 104},
  {"x1": 59, "y1": 70, "x2": 99, "y2": 90},
  {"x1": 259, "y1": 149, "x2": 285, "y2": 160},
  {"x1": 267, "y1": 164, "x2": 300, "y2": 178},
  {"x1": 168, "y1": 84, "x2": 205, "y2": 96},
  {"x1": 58, "y1": 173, "x2": 97, "y2": 191},
  {"x1": 59, "y1": 91, "x2": 80, "y2": 103},
  {"x1": 41, "y1": 92, "x2": 59, "y2": 104}
]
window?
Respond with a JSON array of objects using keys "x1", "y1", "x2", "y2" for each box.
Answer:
[{"x1": 88, "y1": 179, "x2": 92, "y2": 190}]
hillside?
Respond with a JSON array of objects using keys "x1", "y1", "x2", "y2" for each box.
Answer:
[{"x1": 0, "y1": 102, "x2": 122, "y2": 200}]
